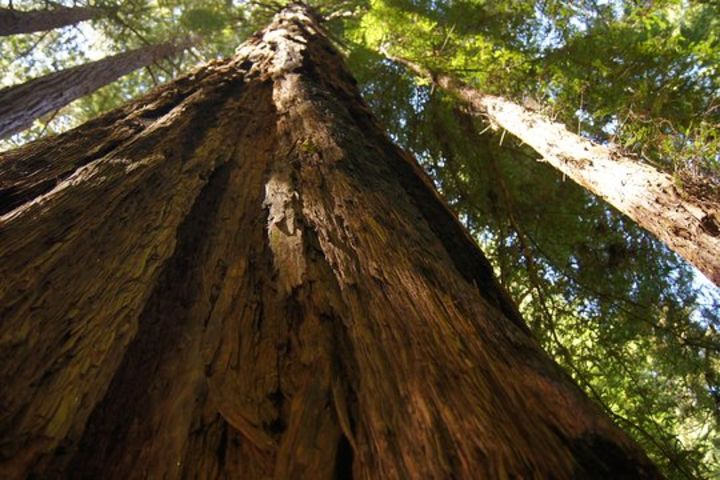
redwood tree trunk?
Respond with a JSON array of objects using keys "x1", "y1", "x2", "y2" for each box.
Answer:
[
  {"x1": 0, "y1": 39, "x2": 191, "y2": 140},
  {"x1": 0, "y1": 6, "x2": 106, "y2": 36},
  {"x1": 0, "y1": 5, "x2": 658, "y2": 479},
  {"x1": 407, "y1": 63, "x2": 720, "y2": 287}
]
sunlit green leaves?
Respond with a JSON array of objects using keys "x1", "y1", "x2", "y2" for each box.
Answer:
[{"x1": 179, "y1": 7, "x2": 226, "y2": 33}]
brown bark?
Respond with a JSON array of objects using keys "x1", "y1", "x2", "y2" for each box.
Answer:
[
  {"x1": 389, "y1": 54, "x2": 720, "y2": 287},
  {"x1": 0, "y1": 4, "x2": 659, "y2": 479},
  {"x1": 0, "y1": 6, "x2": 106, "y2": 36},
  {"x1": 0, "y1": 39, "x2": 192, "y2": 140}
]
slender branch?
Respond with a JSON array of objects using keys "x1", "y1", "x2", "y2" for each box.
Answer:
[
  {"x1": 12, "y1": 30, "x2": 50, "y2": 61},
  {"x1": 37, "y1": 107, "x2": 61, "y2": 137}
]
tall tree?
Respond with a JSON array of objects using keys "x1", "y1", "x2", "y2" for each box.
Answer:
[
  {"x1": 0, "y1": 38, "x2": 193, "y2": 140},
  {"x1": 0, "y1": 5, "x2": 107, "y2": 36},
  {"x1": 0, "y1": 4, "x2": 658, "y2": 479},
  {"x1": 386, "y1": 57, "x2": 720, "y2": 287}
]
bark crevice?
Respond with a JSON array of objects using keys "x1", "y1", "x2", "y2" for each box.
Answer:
[{"x1": 64, "y1": 159, "x2": 234, "y2": 478}]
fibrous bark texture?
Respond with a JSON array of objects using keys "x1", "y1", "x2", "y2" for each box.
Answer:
[
  {"x1": 0, "y1": 6, "x2": 105, "y2": 36},
  {"x1": 423, "y1": 68, "x2": 720, "y2": 287},
  {"x1": 0, "y1": 4, "x2": 659, "y2": 479},
  {"x1": 0, "y1": 39, "x2": 190, "y2": 140}
]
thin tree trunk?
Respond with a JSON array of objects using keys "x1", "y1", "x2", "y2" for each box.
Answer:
[
  {"x1": 0, "y1": 4, "x2": 658, "y2": 479},
  {"x1": 0, "y1": 6, "x2": 106, "y2": 36},
  {"x1": 388, "y1": 53, "x2": 720, "y2": 287},
  {"x1": 0, "y1": 39, "x2": 192, "y2": 140}
]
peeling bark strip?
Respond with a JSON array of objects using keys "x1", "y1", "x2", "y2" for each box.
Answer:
[
  {"x1": 0, "y1": 4, "x2": 659, "y2": 479},
  {"x1": 0, "y1": 6, "x2": 106, "y2": 36},
  {"x1": 393, "y1": 56, "x2": 720, "y2": 286},
  {"x1": 0, "y1": 39, "x2": 192, "y2": 140}
]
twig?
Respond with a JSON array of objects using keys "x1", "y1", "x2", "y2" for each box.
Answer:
[
  {"x1": 145, "y1": 65, "x2": 158, "y2": 86},
  {"x1": 38, "y1": 108, "x2": 61, "y2": 137},
  {"x1": 12, "y1": 30, "x2": 50, "y2": 62}
]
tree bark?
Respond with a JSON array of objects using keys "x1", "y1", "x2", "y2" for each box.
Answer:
[
  {"x1": 389, "y1": 54, "x2": 720, "y2": 287},
  {"x1": 0, "y1": 39, "x2": 192, "y2": 140},
  {"x1": 0, "y1": 4, "x2": 659, "y2": 479},
  {"x1": 0, "y1": 6, "x2": 106, "y2": 36}
]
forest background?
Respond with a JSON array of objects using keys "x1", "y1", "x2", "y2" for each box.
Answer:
[{"x1": 1, "y1": 0, "x2": 719, "y2": 477}]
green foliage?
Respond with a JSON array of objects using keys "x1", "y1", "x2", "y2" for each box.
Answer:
[
  {"x1": 179, "y1": 7, "x2": 227, "y2": 34},
  {"x1": 1, "y1": 1, "x2": 719, "y2": 477}
]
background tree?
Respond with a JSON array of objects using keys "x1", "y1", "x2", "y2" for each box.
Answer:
[
  {"x1": 380, "y1": 54, "x2": 720, "y2": 287},
  {"x1": 0, "y1": 0, "x2": 244, "y2": 144},
  {"x1": 0, "y1": 4, "x2": 108, "y2": 36},
  {"x1": 0, "y1": 38, "x2": 193, "y2": 139}
]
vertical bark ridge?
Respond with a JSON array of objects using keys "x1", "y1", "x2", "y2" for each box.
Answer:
[
  {"x1": 0, "y1": 4, "x2": 660, "y2": 479},
  {"x1": 0, "y1": 58, "x2": 249, "y2": 478},
  {"x1": 46, "y1": 160, "x2": 235, "y2": 478}
]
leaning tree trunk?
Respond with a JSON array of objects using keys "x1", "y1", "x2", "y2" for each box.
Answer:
[
  {"x1": 389, "y1": 54, "x2": 720, "y2": 287},
  {"x1": 0, "y1": 6, "x2": 106, "y2": 36},
  {"x1": 0, "y1": 39, "x2": 191, "y2": 140},
  {"x1": 0, "y1": 4, "x2": 659, "y2": 479}
]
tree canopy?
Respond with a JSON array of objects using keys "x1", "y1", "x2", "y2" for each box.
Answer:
[{"x1": 1, "y1": 0, "x2": 719, "y2": 477}]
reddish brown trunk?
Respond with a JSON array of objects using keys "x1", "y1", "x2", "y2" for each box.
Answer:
[
  {"x1": 0, "y1": 39, "x2": 191, "y2": 140},
  {"x1": 0, "y1": 5, "x2": 658, "y2": 479},
  {"x1": 0, "y1": 6, "x2": 106, "y2": 36}
]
